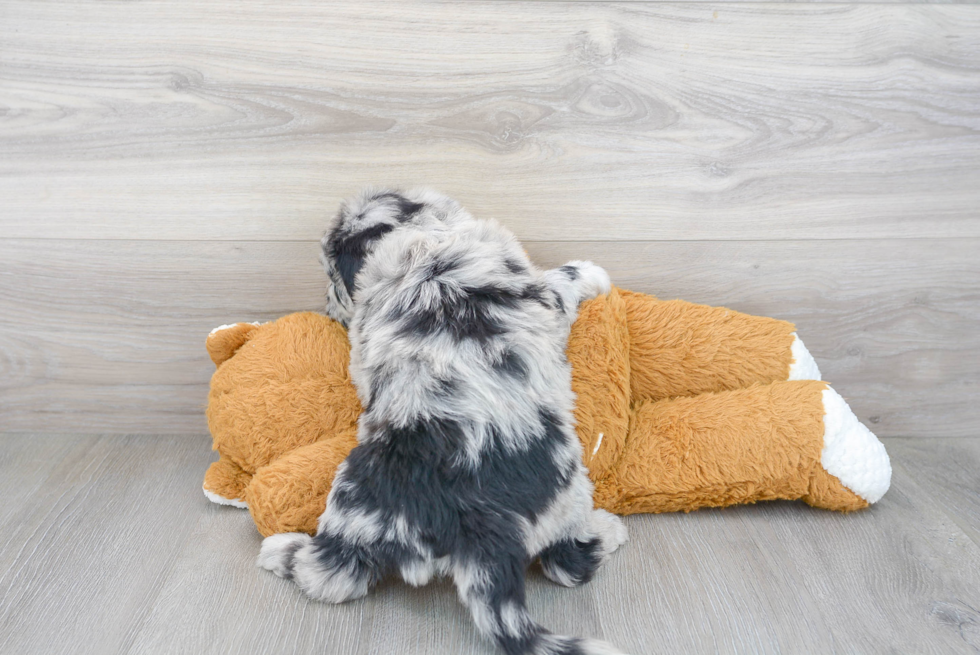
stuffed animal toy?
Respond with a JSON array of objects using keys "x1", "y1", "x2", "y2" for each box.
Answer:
[{"x1": 204, "y1": 287, "x2": 891, "y2": 537}]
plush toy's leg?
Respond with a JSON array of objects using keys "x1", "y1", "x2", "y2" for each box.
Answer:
[
  {"x1": 203, "y1": 455, "x2": 252, "y2": 508},
  {"x1": 246, "y1": 430, "x2": 359, "y2": 537},
  {"x1": 593, "y1": 380, "x2": 890, "y2": 515},
  {"x1": 806, "y1": 386, "x2": 891, "y2": 508},
  {"x1": 617, "y1": 289, "x2": 821, "y2": 402}
]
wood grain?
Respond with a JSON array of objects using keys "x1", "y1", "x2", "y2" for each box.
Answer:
[
  {"x1": 757, "y1": 458, "x2": 980, "y2": 654},
  {"x1": 0, "y1": 434, "x2": 212, "y2": 655},
  {"x1": 127, "y1": 500, "x2": 377, "y2": 655},
  {"x1": 2, "y1": 434, "x2": 980, "y2": 654},
  {"x1": 2, "y1": 237, "x2": 976, "y2": 436},
  {"x1": 888, "y1": 437, "x2": 980, "y2": 549},
  {"x1": 2, "y1": 2, "x2": 979, "y2": 241},
  {"x1": 596, "y1": 444, "x2": 980, "y2": 654}
]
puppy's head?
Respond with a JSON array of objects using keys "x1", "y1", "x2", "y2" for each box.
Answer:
[{"x1": 320, "y1": 189, "x2": 425, "y2": 326}]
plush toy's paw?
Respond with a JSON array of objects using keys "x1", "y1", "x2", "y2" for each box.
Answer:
[
  {"x1": 202, "y1": 457, "x2": 252, "y2": 509},
  {"x1": 203, "y1": 486, "x2": 248, "y2": 509},
  {"x1": 820, "y1": 387, "x2": 891, "y2": 504},
  {"x1": 564, "y1": 260, "x2": 612, "y2": 302},
  {"x1": 788, "y1": 332, "x2": 822, "y2": 381},
  {"x1": 206, "y1": 322, "x2": 262, "y2": 367},
  {"x1": 257, "y1": 532, "x2": 312, "y2": 579}
]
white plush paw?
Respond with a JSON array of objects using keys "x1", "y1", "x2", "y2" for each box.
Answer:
[
  {"x1": 589, "y1": 508, "x2": 628, "y2": 557},
  {"x1": 788, "y1": 333, "x2": 822, "y2": 381},
  {"x1": 565, "y1": 260, "x2": 612, "y2": 300},
  {"x1": 821, "y1": 387, "x2": 892, "y2": 503},
  {"x1": 208, "y1": 321, "x2": 262, "y2": 337},
  {"x1": 257, "y1": 532, "x2": 311, "y2": 578},
  {"x1": 202, "y1": 486, "x2": 248, "y2": 509}
]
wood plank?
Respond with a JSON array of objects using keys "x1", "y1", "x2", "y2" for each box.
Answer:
[
  {"x1": 126, "y1": 499, "x2": 378, "y2": 655},
  {"x1": 0, "y1": 239, "x2": 327, "y2": 434},
  {"x1": 2, "y1": 238, "x2": 976, "y2": 435},
  {"x1": 593, "y1": 509, "x2": 839, "y2": 653},
  {"x1": 4, "y1": 435, "x2": 980, "y2": 653},
  {"x1": 0, "y1": 434, "x2": 99, "y2": 534},
  {"x1": 2, "y1": 2, "x2": 979, "y2": 241},
  {"x1": 132, "y1": 522, "x2": 616, "y2": 655},
  {"x1": 0, "y1": 434, "x2": 215, "y2": 655},
  {"x1": 596, "y1": 444, "x2": 980, "y2": 653},
  {"x1": 130, "y1": 509, "x2": 607, "y2": 655},
  {"x1": 888, "y1": 437, "x2": 980, "y2": 549},
  {"x1": 759, "y1": 456, "x2": 980, "y2": 653}
]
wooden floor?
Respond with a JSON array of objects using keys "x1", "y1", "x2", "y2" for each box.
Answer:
[{"x1": 0, "y1": 433, "x2": 978, "y2": 654}]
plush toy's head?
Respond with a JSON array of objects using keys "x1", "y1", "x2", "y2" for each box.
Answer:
[{"x1": 204, "y1": 313, "x2": 362, "y2": 501}]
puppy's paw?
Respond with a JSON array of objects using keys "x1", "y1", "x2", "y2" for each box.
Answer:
[
  {"x1": 257, "y1": 532, "x2": 312, "y2": 579},
  {"x1": 562, "y1": 260, "x2": 612, "y2": 301},
  {"x1": 589, "y1": 509, "x2": 628, "y2": 558}
]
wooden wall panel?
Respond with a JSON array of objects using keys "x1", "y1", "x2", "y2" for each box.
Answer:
[
  {"x1": 1, "y1": 238, "x2": 976, "y2": 436},
  {"x1": 2, "y1": 2, "x2": 979, "y2": 241},
  {"x1": 1, "y1": 1, "x2": 977, "y2": 436}
]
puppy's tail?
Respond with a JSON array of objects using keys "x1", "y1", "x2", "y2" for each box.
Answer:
[{"x1": 457, "y1": 561, "x2": 629, "y2": 655}]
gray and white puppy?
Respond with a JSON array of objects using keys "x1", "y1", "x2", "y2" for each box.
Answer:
[{"x1": 258, "y1": 189, "x2": 629, "y2": 655}]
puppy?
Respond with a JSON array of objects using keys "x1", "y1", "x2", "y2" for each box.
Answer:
[{"x1": 258, "y1": 189, "x2": 628, "y2": 655}]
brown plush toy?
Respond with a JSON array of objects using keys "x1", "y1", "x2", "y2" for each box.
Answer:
[{"x1": 204, "y1": 287, "x2": 891, "y2": 537}]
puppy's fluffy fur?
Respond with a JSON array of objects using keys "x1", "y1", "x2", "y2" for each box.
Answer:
[{"x1": 258, "y1": 189, "x2": 628, "y2": 655}]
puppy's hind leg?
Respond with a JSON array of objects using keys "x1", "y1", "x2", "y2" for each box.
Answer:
[
  {"x1": 258, "y1": 531, "x2": 382, "y2": 604},
  {"x1": 539, "y1": 510, "x2": 628, "y2": 588},
  {"x1": 257, "y1": 532, "x2": 311, "y2": 579}
]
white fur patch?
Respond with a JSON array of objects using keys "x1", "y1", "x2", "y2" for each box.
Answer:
[
  {"x1": 208, "y1": 321, "x2": 262, "y2": 337},
  {"x1": 291, "y1": 541, "x2": 370, "y2": 603},
  {"x1": 500, "y1": 600, "x2": 530, "y2": 638},
  {"x1": 788, "y1": 333, "x2": 822, "y2": 381},
  {"x1": 203, "y1": 486, "x2": 248, "y2": 509},
  {"x1": 821, "y1": 387, "x2": 891, "y2": 503},
  {"x1": 400, "y1": 558, "x2": 437, "y2": 587},
  {"x1": 256, "y1": 532, "x2": 311, "y2": 577},
  {"x1": 588, "y1": 509, "x2": 628, "y2": 557}
]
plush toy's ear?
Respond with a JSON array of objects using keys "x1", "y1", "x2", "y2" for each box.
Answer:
[{"x1": 206, "y1": 323, "x2": 260, "y2": 367}]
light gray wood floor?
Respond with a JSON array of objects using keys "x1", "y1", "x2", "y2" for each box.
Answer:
[{"x1": 1, "y1": 433, "x2": 978, "y2": 655}]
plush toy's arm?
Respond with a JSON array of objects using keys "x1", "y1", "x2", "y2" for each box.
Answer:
[
  {"x1": 618, "y1": 290, "x2": 820, "y2": 402},
  {"x1": 591, "y1": 380, "x2": 891, "y2": 515},
  {"x1": 206, "y1": 322, "x2": 261, "y2": 366}
]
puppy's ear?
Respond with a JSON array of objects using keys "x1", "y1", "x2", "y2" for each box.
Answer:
[
  {"x1": 206, "y1": 323, "x2": 260, "y2": 367},
  {"x1": 329, "y1": 222, "x2": 396, "y2": 296},
  {"x1": 333, "y1": 247, "x2": 363, "y2": 297}
]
